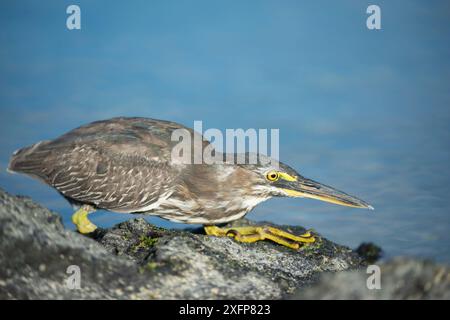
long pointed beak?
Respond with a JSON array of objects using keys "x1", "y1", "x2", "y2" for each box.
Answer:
[{"x1": 280, "y1": 177, "x2": 373, "y2": 210}]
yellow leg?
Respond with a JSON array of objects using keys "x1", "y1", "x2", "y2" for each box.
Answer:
[
  {"x1": 265, "y1": 226, "x2": 315, "y2": 243},
  {"x1": 71, "y1": 205, "x2": 97, "y2": 234},
  {"x1": 204, "y1": 225, "x2": 315, "y2": 250}
]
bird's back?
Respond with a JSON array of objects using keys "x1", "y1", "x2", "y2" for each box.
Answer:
[{"x1": 8, "y1": 117, "x2": 197, "y2": 212}]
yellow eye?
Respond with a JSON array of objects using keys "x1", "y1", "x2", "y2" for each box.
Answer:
[{"x1": 266, "y1": 171, "x2": 280, "y2": 182}]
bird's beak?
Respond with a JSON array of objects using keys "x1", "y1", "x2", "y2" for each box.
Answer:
[{"x1": 279, "y1": 176, "x2": 373, "y2": 210}]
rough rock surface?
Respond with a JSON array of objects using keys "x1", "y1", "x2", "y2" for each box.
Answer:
[
  {"x1": 2, "y1": 187, "x2": 449, "y2": 300},
  {"x1": 0, "y1": 187, "x2": 366, "y2": 299},
  {"x1": 293, "y1": 258, "x2": 450, "y2": 300},
  {"x1": 95, "y1": 218, "x2": 365, "y2": 299}
]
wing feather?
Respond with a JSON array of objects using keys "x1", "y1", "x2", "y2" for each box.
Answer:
[{"x1": 8, "y1": 117, "x2": 201, "y2": 211}]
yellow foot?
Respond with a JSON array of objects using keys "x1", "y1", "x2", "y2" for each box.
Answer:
[
  {"x1": 71, "y1": 205, "x2": 97, "y2": 234},
  {"x1": 204, "y1": 225, "x2": 315, "y2": 250}
]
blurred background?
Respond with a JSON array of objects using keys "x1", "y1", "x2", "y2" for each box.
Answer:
[{"x1": 0, "y1": 0, "x2": 449, "y2": 261}]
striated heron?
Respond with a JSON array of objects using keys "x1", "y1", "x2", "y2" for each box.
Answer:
[{"x1": 8, "y1": 117, "x2": 372, "y2": 249}]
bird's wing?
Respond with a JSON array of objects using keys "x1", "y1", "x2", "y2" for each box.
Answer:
[
  {"x1": 9, "y1": 117, "x2": 207, "y2": 211},
  {"x1": 49, "y1": 117, "x2": 195, "y2": 162}
]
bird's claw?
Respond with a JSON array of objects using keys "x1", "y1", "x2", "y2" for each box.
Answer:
[{"x1": 204, "y1": 225, "x2": 316, "y2": 250}]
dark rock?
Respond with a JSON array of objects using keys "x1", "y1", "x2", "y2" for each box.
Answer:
[
  {"x1": 7, "y1": 187, "x2": 437, "y2": 299},
  {"x1": 355, "y1": 242, "x2": 383, "y2": 264},
  {"x1": 292, "y1": 258, "x2": 450, "y2": 300},
  {"x1": 94, "y1": 217, "x2": 365, "y2": 299},
  {"x1": 3, "y1": 187, "x2": 449, "y2": 300},
  {"x1": 0, "y1": 188, "x2": 146, "y2": 299}
]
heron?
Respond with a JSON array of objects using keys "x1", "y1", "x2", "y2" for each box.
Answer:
[{"x1": 8, "y1": 117, "x2": 373, "y2": 249}]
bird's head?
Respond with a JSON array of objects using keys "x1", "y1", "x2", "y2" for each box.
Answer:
[{"x1": 236, "y1": 155, "x2": 373, "y2": 210}]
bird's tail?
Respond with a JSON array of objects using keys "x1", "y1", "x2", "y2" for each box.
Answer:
[{"x1": 7, "y1": 141, "x2": 50, "y2": 175}]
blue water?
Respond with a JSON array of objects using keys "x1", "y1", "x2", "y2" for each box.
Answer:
[{"x1": 0, "y1": 1, "x2": 449, "y2": 262}]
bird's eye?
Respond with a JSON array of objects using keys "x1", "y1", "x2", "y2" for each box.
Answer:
[{"x1": 266, "y1": 171, "x2": 280, "y2": 182}]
